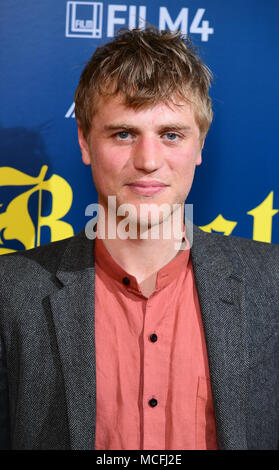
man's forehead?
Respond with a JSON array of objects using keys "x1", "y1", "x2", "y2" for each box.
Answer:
[
  {"x1": 97, "y1": 92, "x2": 192, "y2": 109},
  {"x1": 93, "y1": 93, "x2": 195, "y2": 122}
]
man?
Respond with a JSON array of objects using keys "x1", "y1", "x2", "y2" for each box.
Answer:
[{"x1": 0, "y1": 28, "x2": 279, "y2": 450}]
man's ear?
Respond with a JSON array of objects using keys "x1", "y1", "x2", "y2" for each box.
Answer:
[
  {"x1": 196, "y1": 153, "x2": 202, "y2": 166},
  {"x1": 196, "y1": 138, "x2": 204, "y2": 166},
  {"x1": 77, "y1": 122, "x2": 91, "y2": 165}
]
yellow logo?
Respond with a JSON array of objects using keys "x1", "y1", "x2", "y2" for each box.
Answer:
[
  {"x1": 199, "y1": 191, "x2": 278, "y2": 242},
  {"x1": 0, "y1": 166, "x2": 74, "y2": 254}
]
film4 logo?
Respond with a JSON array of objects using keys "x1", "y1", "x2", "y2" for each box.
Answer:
[{"x1": 65, "y1": 1, "x2": 214, "y2": 41}]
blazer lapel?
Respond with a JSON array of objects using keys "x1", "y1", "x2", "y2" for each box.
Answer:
[
  {"x1": 49, "y1": 231, "x2": 96, "y2": 450},
  {"x1": 190, "y1": 224, "x2": 249, "y2": 450}
]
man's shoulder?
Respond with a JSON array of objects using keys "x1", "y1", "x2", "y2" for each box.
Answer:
[
  {"x1": 200, "y1": 228, "x2": 279, "y2": 279},
  {"x1": 0, "y1": 231, "x2": 86, "y2": 288},
  {"x1": 0, "y1": 235, "x2": 72, "y2": 269},
  {"x1": 220, "y1": 231, "x2": 279, "y2": 263},
  {"x1": 192, "y1": 223, "x2": 279, "y2": 278}
]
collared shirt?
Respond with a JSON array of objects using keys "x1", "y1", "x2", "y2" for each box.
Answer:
[{"x1": 94, "y1": 237, "x2": 218, "y2": 450}]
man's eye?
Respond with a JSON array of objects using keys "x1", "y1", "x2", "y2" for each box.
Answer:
[
  {"x1": 116, "y1": 131, "x2": 130, "y2": 140},
  {"x1": 165, "y1": 132, "x2": 179, "y2": 141}
]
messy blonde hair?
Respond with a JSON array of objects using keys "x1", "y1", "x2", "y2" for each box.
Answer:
[{"x1": 75, "y1": 28, "x2": 213, "y2": 141}]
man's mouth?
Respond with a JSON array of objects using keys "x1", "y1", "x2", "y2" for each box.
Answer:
[{"x1": 126, "y1": 180, "x2": 169, "y2": 196}]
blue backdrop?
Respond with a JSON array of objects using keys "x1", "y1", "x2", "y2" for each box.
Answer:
[{"x1": 1, "y1": 0, "x2": 278, "y2": 253}]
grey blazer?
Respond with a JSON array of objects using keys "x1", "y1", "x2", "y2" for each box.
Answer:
[{"x1": 0, "y1": 224, "x2": 278, "y2": 450}]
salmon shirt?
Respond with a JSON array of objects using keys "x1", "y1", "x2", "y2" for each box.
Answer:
[{"x1": 94, "y1": 237, "x2": 218, "y2": 450}]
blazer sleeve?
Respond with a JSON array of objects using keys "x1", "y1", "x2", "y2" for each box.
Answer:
[{"x1": 0, "y1": 335, "x2": 11, "y2": 449}]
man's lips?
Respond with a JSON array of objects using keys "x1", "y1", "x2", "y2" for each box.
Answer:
[
  {"x1": 126, "y1": 180, "x2": 169, "y2": 196},
  {"x1": 127, "y1": 180, "x2": 168, "y2": 187}
]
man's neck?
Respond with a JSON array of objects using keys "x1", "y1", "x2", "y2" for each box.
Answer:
[
  {"x1": 102, "y1": 235, "x2": 183, "y2": 283},
  {"x1": 97, "y1": 209, "x2": 186, "y2": 292}
]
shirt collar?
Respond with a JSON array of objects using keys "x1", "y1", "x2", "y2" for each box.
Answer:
[{"x1": 95, "y1": 233, "x2": 191, "y2": 295}]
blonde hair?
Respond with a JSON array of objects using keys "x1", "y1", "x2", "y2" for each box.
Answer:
[{"x1": 75, "y1": 28, "x2": 213, "y2": 140}]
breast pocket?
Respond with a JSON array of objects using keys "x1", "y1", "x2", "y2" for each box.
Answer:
[{"x1": 195, "y1": 376, "x2": 218, "y2": 450}]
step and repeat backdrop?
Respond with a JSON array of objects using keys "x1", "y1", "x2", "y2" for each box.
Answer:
[{"x1": 0, "y1": 0, "x2": 278, "y2": 253}]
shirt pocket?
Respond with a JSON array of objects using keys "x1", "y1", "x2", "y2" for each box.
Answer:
[{"x1": 195, "y1": 376, "x2": 218, "y2": 450}]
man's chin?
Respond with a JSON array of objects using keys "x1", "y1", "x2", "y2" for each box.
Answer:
[{"x1": 104, "y1": 194, "x2": 185, "y2": 222}]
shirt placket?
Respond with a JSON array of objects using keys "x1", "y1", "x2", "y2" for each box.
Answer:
[{"x1": 141, "y1": 292, "x2": 174, "y2": 450}]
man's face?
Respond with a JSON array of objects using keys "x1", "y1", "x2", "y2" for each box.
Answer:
[{"x1": 78, "y1": 94, "x2": 203, "y2": 226}]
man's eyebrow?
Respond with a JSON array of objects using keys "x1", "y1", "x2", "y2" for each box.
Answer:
[
  {"x1": 103, "y1": 124, "x2": 135, "y2": 132},
  {"x1": 157, "y1": 124, "x2": 192, "y2": 132},
  {"x1": 103, "y1": 124, "x2": 193, "y2": 132}
]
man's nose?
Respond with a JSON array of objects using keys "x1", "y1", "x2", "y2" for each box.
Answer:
[{"x1": 132, "y1": 136, "x2": 164, "y2": 172}]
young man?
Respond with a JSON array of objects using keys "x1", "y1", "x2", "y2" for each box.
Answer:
[{"x1": 0, "y1": 29, "x2": 279, "y2": 450}]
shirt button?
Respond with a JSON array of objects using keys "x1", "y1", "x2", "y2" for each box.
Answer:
[
  {"x1": 122, "y1": 277, "x2": 130, "y2": 286},
  {"x1": 149, "y1": 398, "x2": 158, "y2": 407},
  {"x1": 150, "y1": 333, "x2": 158, "y2": 343}
]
